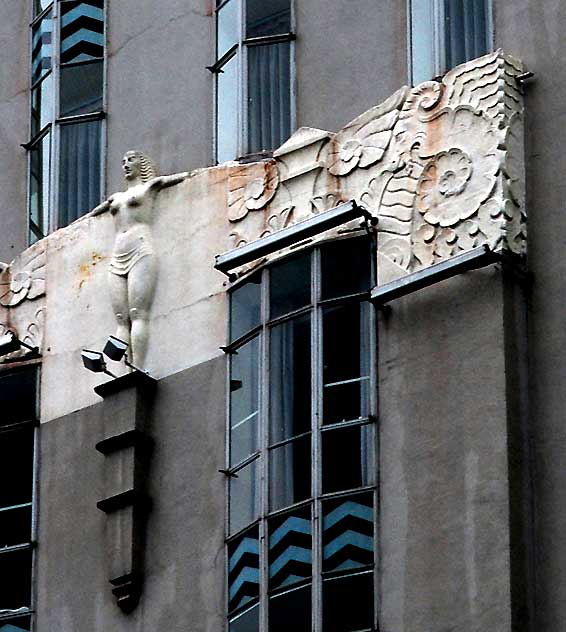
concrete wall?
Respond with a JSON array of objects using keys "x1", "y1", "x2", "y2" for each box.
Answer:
[
  {"x1": 494, "y1": 2, "x2": 566, "y2": 630},
  {"x1": 36, "y1": 357, "x2": 226, "y2": 632},
  {"x1": 0, "y1": 0, "x2": 30, "y2": 262}
]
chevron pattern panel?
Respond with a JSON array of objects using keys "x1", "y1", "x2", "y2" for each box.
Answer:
[
  {"x1": 60, "y1": 0, "x2": 104, "y2": 64},
  {"x1": 228, "y1": 528, "x2": 260, "y2": 613},
  {"x1": 269, "y1": 510, "x2": 311, "y2": 589},
  {"x1": 322, "y1": 494, "x2": 374, "y2": 573},
  {"x1": 31, "y1": 14, "x2": 52, "y2": 84}
]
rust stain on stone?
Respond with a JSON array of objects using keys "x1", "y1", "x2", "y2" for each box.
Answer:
[{"x1": 78, "y1": 252, "x2": 106, "y2": 290}]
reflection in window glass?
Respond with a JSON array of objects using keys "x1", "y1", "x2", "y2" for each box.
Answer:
[
  {"x1": 0, "y1": 370, "x2": 37, "y2": 427},
  {"x1": 229, "y1": 602, "x2": 259, "y2": 632},
  {"x1": 269, "y1": 252, "x2": 310, "y2": 319},
  {"x1": 230, "y1": 458, "x2": 260, "y2": 534},
  {"x1": 29, "y1": 133, "x2": 51, "y2": 243},
  {"x1": 0, "y1": 548, "x2": 33, "y2": 611},
  {"x1": 230, "y1": 273, "x2": 261, "y2": 341},
  {"x1": 60, "y1": 61, "x2": 103, "y2": 117},
  {"x1": 58, "y1": 119, "x2": 101, "y2": 226},
  {"x1": 31, "y1": 72, "x2": 53, "y2": 139},
  {"x1": 31, "y1": 12, "x2": 53, "y2": 84},
  {"x1": 33, "y1": 0, "x2": 52, "y2": 17},
  {"x1": 269, "y1": 435, "x2": 311, "y2": 511},
  {"x1": 230, "y1": 337, "x2": 260, "y2": 466},
  {"x1": 269, "y1": 507, "x2": 311, "y2": 590},
  {"x1": 269, "y1": 584, "x2": 311, "y2": 632},
  {"x1": 0, "y1": 506, "x2": 33, "y2": 549},
  {"x1": 246, "y1": 0, "x2": 291, "y2": 38},
  {"x1": 217, "y1": 54, "x2": 239, "y2": 163},
  {"x1": 0, "y1": 427, "x2": 34, "y2": 510},
  {"x1": 0, "y1": 616, "x2": 31, "y2": 632},
  {"x1": 217, "y1": 0, "x2": 239, "y2": 59},
  {"x1": 322, "y1": 571, "x2": 374, "y2": 632},
  {"x1": 228, "y1": 526, "x2": 260, "y2": 612},
  {"x1": 270, "y1": 315, "x2": 311, "y2": 444},
  {"x1": 322, "y1": 424, "x2": 374, "y2": 494},
  {"x1": 60, "y1": 0, "x2": 104, "y2": 64},
  {"x1": 321, "y1": 238, "x2": 371, "y2": 300}
]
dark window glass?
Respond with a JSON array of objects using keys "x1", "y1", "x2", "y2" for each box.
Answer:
[
  {"x1": 230, "y1": 273, "x2": 261, "y2": 341},
  {"x1": 31, "y1": 11, "x2": 53, "y2": 84},
  {"x1": 217, "y1": 0, "x2": 239, "y2": 59},
  {"x1": 269, "y1": 434, "x2": 311, "y2": 511},
  {"x1": 322, "y1": 493, "x2": 373, "y2": 573},
  {"x1": 0, "y1": 616, "x2": 32, "y2": 632},
  {"x1": 230, "y1": 458, "x2": 260, "y2": 534},
  {"x1": 217, "y1": 54, "x2": 239, "y2": 162},
  {"x1": 230, "y1": 337, "x2": 260, "y2": 466},
  {"x1": 31, "y1": 73, "x2": 53, "y2": 139},
  {"x1": 269, "y1": 584, "x2": 311, "y2": 632},
  {"x1": 269, "y1": 314, "x2": 311, "y2": 444},
  {"x1": 0, "y1": 370, "x2": 37, "y2": 427},
  {"x1": 322, "y1": 302, "x2": 370, "y2": 425},
  {"x1": 0, "y1": 427, "x2": 34, "y2": 510},
  {"x1": 0, "y1": 506, "x2": 33, "y2": 549},
  {"x1": 247, "y1": 41, "x2": 291, "y2": 155},
  {"x1": 60, "y1": 0, "x2": 105, "y2": 64},
  {"x1": 269, "y1": 506, "x2": 311, "y2": 590},
  {"x1": 322, "y1": 424, "x2": 374, "y2": 494},
  {"x1": 443, "y1": 0, "x2": 489, "y2": 70},
  {"x1": 269, "y1": 253, "x2": 310, "y2": 319},
  {"x1": 321, "y1": 238, "x2": 371, "y2": 300},
  {"x1": 29, "y1": 132, "x2": 51, "y2": 243},
  {"x1": 322, "y1": 572, "x2": 374, "y2": 632},
  {"x1": 228, "y1": 526, "x2": 260, "y2": 612},
  {"x1": 246, "y1": 0, "x2": 291, "y2": 38},
  {"x1": 0, "y1": 548, "x2": 33, "y2": 611},
  {"x1": 229, "y1": 602, "x2": 259, "y2": 632},
  {"x1": 58, "y1": 118, "x2": 101, "y2": 226},
  {"x1": 34, "y1": 0, "x2": 52, "y2": 16},
  {"x1": 60, "y1": 61, "x2": 103, "y2": 117}
]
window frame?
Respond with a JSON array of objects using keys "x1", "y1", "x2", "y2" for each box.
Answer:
[
  {"x1": 211, "y1": 0, "x2": 296, "y2": 163},
  {"x1": 224, "y1": 237, "x2": 379, "y2": 632},
  {"x1": 27, "y1": 0, "x2": 107, "y2": 243}
]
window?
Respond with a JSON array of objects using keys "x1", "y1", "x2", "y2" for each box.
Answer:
[
  {"x1": 28, "y1": 0, "x2": 105, "y2": 244},
  {"x1": 212, "y1": 0, "x2": 294, "y2": 163},
  {"x1": 0, "y1": 367, "x2": 39, "y2": 632},
  {"x1": 226, "y1": 238, "x2": 377, "y2": 632},
  {"x1": 408, "y1": 0, "x2": 492, "y2": 85}
]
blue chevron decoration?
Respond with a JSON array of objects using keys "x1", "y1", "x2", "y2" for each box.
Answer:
[
  {"x1": 31, "y1": 14, "x2": 52, "y2": 84},
  {"x1": 322, "y1": 495, "x2": 374, "y2": 572},
  {"x1": 228, "y1": 529, "x2": 260, "y2": 612},
  {"x1": 269, "y1": 512, "x2": 311, "y2": 589},
  {"x1": 60, "y1": 0, "x2": 104, "y2": 64}
]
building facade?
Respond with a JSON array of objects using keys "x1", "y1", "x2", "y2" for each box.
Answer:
[{"x1": 0, "y1": 1, "x2": 565, "y2": 632}]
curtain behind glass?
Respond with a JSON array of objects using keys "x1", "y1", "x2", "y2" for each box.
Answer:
[
  {"x1": 58, "y1": 119, "x2": 101, "y2": 227},
  {"x1": 443, "y1": 0, "x2": 489, "y2": 70},
  {"x1": 247, "y1": 41, "x2": 291, "y2": 154}
]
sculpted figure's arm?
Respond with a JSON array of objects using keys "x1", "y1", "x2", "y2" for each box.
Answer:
[
  {"x1": 149, "y1": 172, "x2": 189, "y2": 192},
  {"x1": 86, "y1": 196, "x2": 114, "y2": 217}
]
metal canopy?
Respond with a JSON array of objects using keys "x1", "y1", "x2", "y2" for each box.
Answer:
[
  {"x1": 214, "y1": 200, "x2": 375, "y2": 275},
  {"x1": 370, "y1": 245, "x2": 519, "y2": 305}
]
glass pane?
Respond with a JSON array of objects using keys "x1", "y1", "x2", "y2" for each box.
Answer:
[
  {"x1": 247, "y1": 42, "x2": 291, "y2": 154},
  {"x1": 269, "y1": 252, "x2": 310, "y2": 320},
  {"x1": 34, "y1": 0, "x2": 52, "y2": 16},
  {"x1": 322, "y1": 493, "x2": 374, "y2": 573},
  {"x1": 322, "y1": 572, "x2": 374, "y2": 632},
  {"x1": 269, "y1": 506, "x2": 311, "y2": 590},
  {"x1": 0, "y1": 427, "x2": 34, "y2": 510},
  {"x1": 217, "y1": 0, "x2": 239, "y2": 59},
  {"x1": 60, "y1": 60, "x2": 103, "y2": 117},
  {"x1": 444, "y1": 0, "x2": 489, "y2": 70},
  {"x1": 60, "y1": 0, "x2": 105, "y2": 64},
  {"x1": 269, "y1": 584, "x2": 311, "y2": 631},
  {"x1": 321, "y1": 238, "x2": 371, "y2": 300},
  {"x1": 230, "y1": 272, "x2": 261, "y2": 341},
  {"x1": 31, "y1": 11, "x2": 53, "y2": 84},
  {"x1": 230, "y1": 337, "x2": 260, "y2": 466},
  {"x1": 410, "y1": 0, "x2": 436, "y2": 84},
  {"x1": 0, "y1": 616, "x2": 32, "y2": 632},
  {"x1": 58, "y1": 119, "x2": 101, "y2": 227},
  {"x1": 269, "y1": 435, "x2": 311, "y2": 511},
  {"x1": 0, "y1": 369, "x2": 37, "y2": 427},
  {"x1": 0, "y1": 506, "x2": 33, "y2": 548},
  {"x1": 230, "y1": 458, "x2": 260, "y2": 534},
  {"x1": 229, "y1": 603, "x2": 259, "y2": 632},
  {"x1": 29, "y1": 133, "x2": 51, "y2": 242},
  {"x1": 31, "y1": 72, "x2": 53, "y2": 138},
  {"x1": 246, "y1": 0, "x2": 291, "y2": 37},
  {"x1": 217, "y1": 54, "x2": 239, "y2": 163},
  {"x1": 270, "y1": 315, "x2": 311, "y2": 444},
  {"x1": 0, "y1": 548, "x2": 32, "y2": 611},
  {"x1": 228, "y1": 526, "x2": 260, "y2": 612},
  {"x1": 323, "y1": 302, "x2": 370, "y2": 425},
  {"x1": 322, "y1": 424, "x2": 374, "y2": 494}
]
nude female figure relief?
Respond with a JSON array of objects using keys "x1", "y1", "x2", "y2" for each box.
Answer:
[{"x1": 89, "y1": 151, "x2": 188, "y2": 370}]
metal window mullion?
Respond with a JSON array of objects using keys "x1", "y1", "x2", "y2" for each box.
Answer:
[
  {"x1": 50, "y1": 0, "x2": 61, "y2": 234},
  {"x1": 30, "y1": 423, "x2": 40, "y2": 624},
  {"x1": 100, "y1": 0, "x2": 108, "y2": 199},
  {"x1": 240, "y1": 1, "x2": 248, "y2": 157},
  {"x1": 434, "y1": 0, "x2": 446, "y2": 75}
]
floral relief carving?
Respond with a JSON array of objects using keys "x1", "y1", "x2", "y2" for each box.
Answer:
[
  {"x1": 0, "y1": 242, "x2": 46, "y2": 307},
  {"x1": 228, "y1": 161, "x2": 279, "y2": 222}
]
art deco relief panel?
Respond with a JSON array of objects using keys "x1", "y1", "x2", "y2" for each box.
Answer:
[{"x1": 221, "y1": 50, "x2": 526, "y2": 283}]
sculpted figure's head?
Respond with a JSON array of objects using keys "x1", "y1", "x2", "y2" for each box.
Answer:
[{"x1": 122, "y1": 151, "x2": 157, "y2": 183}]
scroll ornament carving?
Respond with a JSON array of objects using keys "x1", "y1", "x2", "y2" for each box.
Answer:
[{"x1": 0, "y1": 244, "x2": 46, "y2": 307}]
